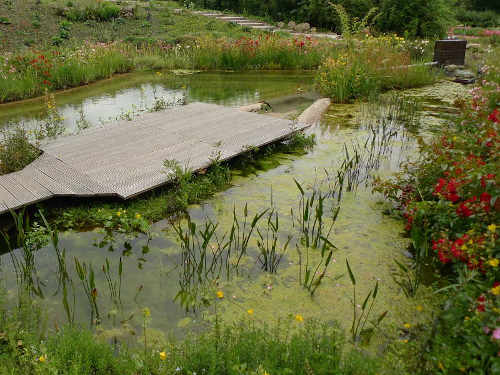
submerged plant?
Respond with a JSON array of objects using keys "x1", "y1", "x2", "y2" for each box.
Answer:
[
  {"x1": 256, "y1": 209, "x2": 291, "y2": 273},
  {"x1": 102, "y1": 257, "x2": 123, "y2": 307},
  {"x1": 171, "y1": 204, "x2": 267, "y2": 311},
  {"x1": 74, "y1": 258, "x2": 100, "y2": 326},
  {"x1": 2, "y1": 210, "x2": 44, "y2": 299},
  {"x1": 297, "y1": 237, "x2": 338, "y2": 297},
  {"x1": 292, "y1": 179, "x2": 338, "y2": 249},
  {"x1": 346, "y1": 259, "x2": 387, "y2": 344}
]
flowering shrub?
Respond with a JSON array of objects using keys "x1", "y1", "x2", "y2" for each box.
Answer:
[{"x1": 373, "y1": 74, "x2": 499, "y2": 371}]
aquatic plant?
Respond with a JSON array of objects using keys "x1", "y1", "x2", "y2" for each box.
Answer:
[
  {"x1": 39, "y1": 211, "x2": 76, "y2": 325},
  {"x1": 392, "y1": 258, "x2": 420, "y2": 298},
  {"x1": 74, "y1": 258, "x2": 100, "y2": 326},
  {"x1": 256, "y1": 209, "x2": 291, "y2": 273},
  {"x1": 346, "y1": 259, "x2": 387, "y2": 344},
  {"x1": 1, "y1": 210, "x2": 43, "y2": 299},
  {"x1": 102, "y1": 257, "x2": 123, "y2": 307},
  {"x1": 292, "y1": 179, "x2": 337, "y2": 249},
  {"x1": 171, "y1": 204, "x2": 267, "y2": 311},
  {"x1": 297, "y1": 238, "x2": 338, "y2": 297},
  {"x1": 0, "y1": 126, "x2": 40, "y2": 175}
]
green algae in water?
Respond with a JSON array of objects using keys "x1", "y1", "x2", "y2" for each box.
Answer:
[{"x1": 0, "y1": 83, "x2": 459, "y2": 349}]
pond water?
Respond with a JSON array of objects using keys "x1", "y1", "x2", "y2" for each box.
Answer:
[
  {"x1": 0, "y1": 76, "x2": 468, "y2": 348},
  {"x1": 0, "y1": 71, "x2": 316, "y2": 133}
]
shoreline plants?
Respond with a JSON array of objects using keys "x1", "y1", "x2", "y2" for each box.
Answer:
[{"x1": 373, "y1": 59, "x2": 499, "y2": 372}]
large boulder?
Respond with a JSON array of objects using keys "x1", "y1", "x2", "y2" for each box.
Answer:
[
  {"x1": 295, "y1": 23, "x2": 310, "y2": 33},
  {"x1": 119, "y1": 6, "x2": 135, "y2": 18}
]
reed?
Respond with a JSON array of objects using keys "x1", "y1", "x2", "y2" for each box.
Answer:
[
  {"x1": 346, "y1": 259, "x2": 387, "y2": 344},
  {"x1": 297, "y1": 238, "x2": 338, "y2": 297},
  {"x1": 292, "y1": 179, "x2": 337, "y2": 249},
  {"x1": 256, "y1": 209, "x2": 291, "y2": 273},
  {"x1": 74, "y1": 258, "x2": 100, "y2": 326}
]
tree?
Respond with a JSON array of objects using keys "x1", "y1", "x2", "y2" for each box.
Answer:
[{"x1": 377, "y1": 0, "x2": 452, "y2": 38}]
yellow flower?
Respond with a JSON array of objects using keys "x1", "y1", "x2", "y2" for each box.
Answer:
[
  {"x1": 491, "y1": 285, "x2": 500, "y2": 295},
  {"x1": 38, "y1": 354, "x2": 47, "y2": 363},
  {"x1": 295, "y1": 314, "x2": 304, "y2": 322},
  {"x1": 116, "y1": 211, "x2": 121, "y2": 217},
  {"x1": 488, "y1": 224, "x2": 497, "y2": 232},
  {"x1": 402, "y1": 339, "x2": 408, "y2": 343},
  {"x1": 135, "y1": 213, "x2": 141, "y2": 219},
  {"x1": 159, "y1": 351, "x2": 167, "y2": 361},
  {"x1": 464, "y1": 316, "x2": 470, "y2": 321},
  {"x1": 142, "y1": 307, "x2": 151, "y2": 317},
  {"x1": 488, "y1": 259, "x2": 499, "y2": 267},
  {"x1": 438, "y1": 362, "x2": 445, "y2": 371},
  {"x1": 247, "y1": 309, "x2": 254, "y2": 315},
  {"x1": 460, "y1": 245, "x2": 467, "y2": 250},
  {"x1": 416, "y1": 305, "x2": 423, "y2": 312},
  {"x1": 264, "y1": 371, "x2": 270, "y2": 375},
  {"x1": 216, "y1": 290, "x2": 224, "y2": 299},
  {"x1": 403, "y1": 323, "x2": 411, "y2": 329}
]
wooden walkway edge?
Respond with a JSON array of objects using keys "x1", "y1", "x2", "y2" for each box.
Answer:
[{"x1": 0, "y1": 102, "x2": 308, "y2": 215}]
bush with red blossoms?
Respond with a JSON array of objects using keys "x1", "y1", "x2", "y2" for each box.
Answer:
[{"x1": 373, "y1": 74, "x2": 499, "y2": 372}]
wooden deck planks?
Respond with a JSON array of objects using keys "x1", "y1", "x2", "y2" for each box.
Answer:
[{"x1": 0, "y1": 102, "x2": 309, "y2": 214}]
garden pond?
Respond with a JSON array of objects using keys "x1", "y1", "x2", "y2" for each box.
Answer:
[{"x1": 0, "y1": 72, "x2": 469, "y2": 349}]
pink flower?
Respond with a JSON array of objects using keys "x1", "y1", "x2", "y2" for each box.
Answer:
[{"x1": 492, "y1": 328, "x2": 500, "y2": 340}]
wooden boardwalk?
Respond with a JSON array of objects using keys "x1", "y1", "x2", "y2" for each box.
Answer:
[{"x1": 0, "y1": 102, "x2": 308, "y2": 214}]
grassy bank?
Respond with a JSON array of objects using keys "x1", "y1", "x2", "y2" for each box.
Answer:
[
  {"x1": 0, "y1": 294, "x2": 381, "y2": 375},
  {"x1": 0, "y1": 35, "x2": 335, "y2": 104}
]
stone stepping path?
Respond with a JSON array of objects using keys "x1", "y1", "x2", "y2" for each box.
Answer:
[{"x1": 191, "y1": 10, "x2": 341, "y2": 40}]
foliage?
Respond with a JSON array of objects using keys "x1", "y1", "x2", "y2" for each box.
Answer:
[
  {"x1": 189, "y1": 0, "x2": 377, "y2": 31},
  {"x1": 329, "y1": 3, "x2": 379, "y2": 39},
  {"x1": 0, "y1": 43, "x2": 133, "y2": 103},
  {"x1": 0, "y1": 35, "x2": 333, "y2": 103},
  {"x1": 61, "y1": 1, "x2": 121, "y2": 22},
  {"x1": 346, "y1": 260, "x2": 387, "y2": 344},
  {"x1": 376, "y1": 0, "x2": 452, "y2": 38},
  {"x1": 0, "y1": 127, "x2": 40, "y2": 175},
  {"x1": 315, "y1": 36, "x2": 437, "y2": 103},
  {"x1": 373, "y1": 65, "x2": 500, "y2": 372},
  {"x1": 0, "y1": 296, "x2": 382, "y2": 375},
  {"x1": 455, "y1": 8, "x2": 500, "y2": 28}
]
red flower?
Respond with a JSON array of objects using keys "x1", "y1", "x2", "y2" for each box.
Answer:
[
  {"x1": 488, "y1": 108, "x2": 499, "y2": 123},
  {"x1": 438, "y1": 249, "x2": 450, "y2": 264}
]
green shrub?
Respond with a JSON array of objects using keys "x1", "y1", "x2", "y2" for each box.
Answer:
[
  {"x1": 0, "y1": 127, "x2": 40, "y2": 175},
  {"x1": 44, "y1": 328, "x2": 133, "y2": 374},
  {"x1": 377, "y1": 0, "x2": 452, "y2": 38},
  {"x1": 455, "y1": 8, "x2": 500, "y2": 27},
  {"x1": 64, "y1": 2, "x2": 121, "y2": 22},
  {"x1": 188, "y1": 0, "x2": 376, "y2": 31},
  {"x1": 172, "y1": 320, "x2": 380, "y2": 375}
]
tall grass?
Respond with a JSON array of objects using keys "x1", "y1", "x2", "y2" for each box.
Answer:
[
  {"x1": 0, "y1": 35, "x2": 334, "y2": 103},
  {"x1": 315, "y1": 38, "x2": 438, "y2": 103}
]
